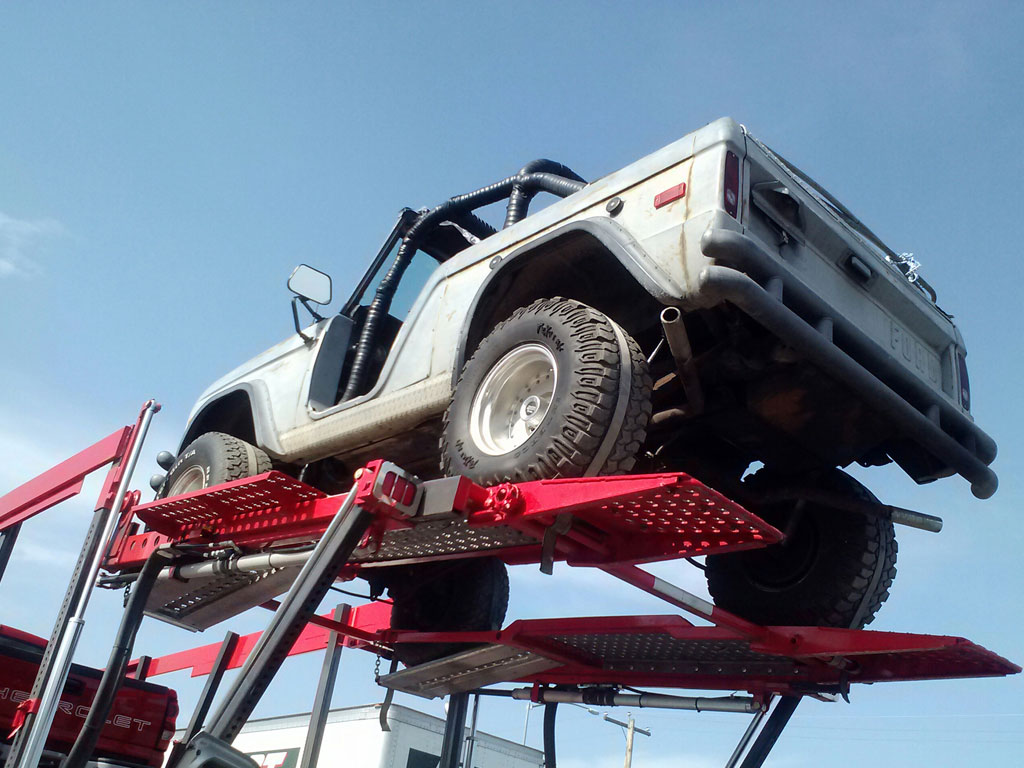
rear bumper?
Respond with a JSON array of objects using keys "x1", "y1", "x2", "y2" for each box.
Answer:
[{"x1": 693, "y1": 228, "x2": 998, "y2": 499}]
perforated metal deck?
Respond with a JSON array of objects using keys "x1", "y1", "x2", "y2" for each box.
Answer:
[
  {"x1": 380, "y1": 615, "x2": 1021, "y2": 698},
  {"x1": 134, "y1": 472, "x2": 328, "y2": 537},
  {"x1": 112, "y1": 470, "x2": 785, "y2": 629},
  {"x1": 124, "y1": 470, "x2": 781, "y2": 566}
]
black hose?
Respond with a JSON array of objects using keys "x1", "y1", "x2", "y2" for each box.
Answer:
[
  {"x1": 64, "y1": 548, "x2": 176, "y2": 768},
  {"x1": 504, "y1": 159, "x2": 587, "y2": 228},
  {"x1": 340, "y1": 165, "x2": 585, "y2": 401},
  {"x1": 543, "y1": 701, "x2": 558, "y2": 768}
]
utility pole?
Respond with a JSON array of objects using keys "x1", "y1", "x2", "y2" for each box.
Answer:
[{"x1": 623, "y1": 714, "x2": 635, "y2": 768}]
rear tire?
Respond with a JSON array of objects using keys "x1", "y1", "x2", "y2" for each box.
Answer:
[
  {"x1": 705, "y1": 469, "x2": 897, "y2": 629},
  {"x1": 164, "y1": 432, "x2": 271, "y2": 498},
  {"x1": 441, "y1": 297, "x2": 652, "y2": 485}
]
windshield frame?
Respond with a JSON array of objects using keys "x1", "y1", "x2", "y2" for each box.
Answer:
[{"x1": 340, "y1": 208, "x2": 418, "y2": 317}]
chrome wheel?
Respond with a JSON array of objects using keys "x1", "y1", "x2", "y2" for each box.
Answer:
[
  {"x1": 167, "y1": 465, "x2": 206, "y2": 496},
  {"x1": 468, "y1": 343, "x2": 557, "y2": 456}
]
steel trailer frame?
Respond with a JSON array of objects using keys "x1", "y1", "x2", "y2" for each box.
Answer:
[{"x1": 0, "y1": 406, "x2": 1018, "y2": 768}]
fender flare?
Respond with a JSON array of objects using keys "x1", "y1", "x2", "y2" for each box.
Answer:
[
  {"x1": 452, "y1": 217, "x2": 676, "y2": 383},
  {"x1": 178, "y1": 381, "x2": 285, "y2": 458}
]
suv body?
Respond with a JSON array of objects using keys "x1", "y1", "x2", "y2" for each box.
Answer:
[{"x1": 178, "y1": 117, "x2": 996, "y2": 499}]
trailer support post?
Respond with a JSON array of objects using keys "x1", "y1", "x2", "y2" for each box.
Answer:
[
  {"x1": 172, "y1": 487, "x2": 371, "y2": 768},
  {"x1": 439, "y1": 693, "x2": 470, "y2": 768},
  {"x1": 737, "y1": 696, "x2": 801, "y2": 768},
  {"x1": 5, "y1": 401, "x2": 159, "y2": 768},
  {"x1": 463, "y1": 693, "x2": 481, "y2": 768},
  {"x1": 299, "y1": 604, "x2": 350, "y2": 768},
  {"x1": 724, "y1": 702, "x2": 771, "y2": 768},
  {"x1": 0, "y1": 523, "x2": 20, "y2": 584}
]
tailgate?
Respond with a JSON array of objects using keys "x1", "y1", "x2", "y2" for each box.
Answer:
[
  {"x1": 741, "y1": 137, "x2": 963, "y2": 414},
  {"x1": 0, "y1": 627, "x2": 177, "y2": 768}
]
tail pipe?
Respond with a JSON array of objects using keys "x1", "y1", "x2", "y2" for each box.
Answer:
[{"x1": 659, "y1": 306, "x2": 705, "y2": 417}]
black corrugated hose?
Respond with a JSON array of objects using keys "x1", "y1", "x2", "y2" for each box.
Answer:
[
  {"x1": 340, "y1": 164, "x2": 586, "y2": 401},
  {"x1": 64, "y1": 548, "x2": 177, "y2": 768}
]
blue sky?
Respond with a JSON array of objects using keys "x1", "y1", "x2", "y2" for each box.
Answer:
[{"x1": 1, "y1": 2, "x2": 1023, "y2": 765}]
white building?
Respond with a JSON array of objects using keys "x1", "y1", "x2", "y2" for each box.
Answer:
[{"x1": 221, "y1": 703, "x2": 543, "y2": 768}]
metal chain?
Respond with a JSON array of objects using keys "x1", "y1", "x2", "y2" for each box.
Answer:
[{"x1": 374, "y1": 653, "x2": 381, "y2": 683}]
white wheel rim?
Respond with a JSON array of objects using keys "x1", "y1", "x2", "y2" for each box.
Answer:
[
  {"x1": 468, "y1": 343, "x2": 557, "y2": 456},
  {"x1": 167, "y1": 466, "x2": 206, "y2": 497}
]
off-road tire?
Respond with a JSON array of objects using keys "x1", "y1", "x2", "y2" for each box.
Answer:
[
  {"x1": 388, "y1": 557, "x2": 510, "y2": 666},
  {"x1": 705, "y1": 469, "x2": 897, "y2": 629},
  {"x1": 163, "y1": 432, "x2": 272, "y2": 498},
  {"x1": 440, "y1": 297, "x2": 652, "y2": 485}
]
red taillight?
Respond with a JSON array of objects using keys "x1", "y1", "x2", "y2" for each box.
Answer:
[
  {"x1": 957, "y1": 351, "x2": 971, "y2": 411},
  {"x1": 382, "y1": 471, "x2": 396, "y2": 497},
  {"x1": 157, "y1": 695, "x2": 179, "y2": 749},
  {"x1": 724, "y1": 151, "x2": 740, "y2": 218}
]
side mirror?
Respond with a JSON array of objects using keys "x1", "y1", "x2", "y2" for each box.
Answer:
[{"x1": 288, "y1": 264, "x2": 332, "y2": 305}]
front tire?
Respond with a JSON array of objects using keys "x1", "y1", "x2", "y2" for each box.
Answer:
[
  {"x1": 164, "y1": 432, "x2": 271, "y2": 498},
  {"x1": 441, "y1": 297, "x2": 652, "y2": 485}
]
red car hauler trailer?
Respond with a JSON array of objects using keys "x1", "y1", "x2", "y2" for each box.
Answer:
[{"x1": 0, "y1": 403, "x2": 1017, "y2": 768}]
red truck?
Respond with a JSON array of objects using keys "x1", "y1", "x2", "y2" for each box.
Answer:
[{"x1": 0, "y1": 626, "x2": 177, "y2": 768}]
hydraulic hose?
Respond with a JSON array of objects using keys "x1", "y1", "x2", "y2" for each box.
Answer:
[
  {"x1": 63, "y1": 548, "x2": 176, "y2": 768},
  {"x1": 341, "y1": 166, "x2": 586, "y2": 401},
  {"x1": 543, "y1": 701, "x2": 558, "y2": 768}
]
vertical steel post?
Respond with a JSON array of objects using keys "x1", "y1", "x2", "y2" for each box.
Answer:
[
  {"x1": 164, "y1": 632, "x2": 240, "y2": 768},
  {"x1": 132, "y1": 656, "x2": 153, "y2": 681},
  {"x1": 0, "y1": 522, "x2": 21, "y2": 584},
  {"x1": 299, "y1": 604, "x2": 350, "y2": 768},
  {"x1": 439, "y1": 693, "x2": 470, "y2": 768},
  {"x1": 6, "y1": 402, "x2": 159, "y2": 768},
  {"x1": 203, "y1": 492, "x2": 369, "y2": 743},
  {"x1": 185, "y1": 633, "x2": 242, "y2": 741},
  {"x1": 463, "y1": 693, "x2": 480, "y2": 768},
  {"x1": 64, "y1": 547, "x2": 178, "y2": 768}
]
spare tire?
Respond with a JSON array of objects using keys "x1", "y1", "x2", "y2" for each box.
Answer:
[
  {"x1": 164, "y1": 432, "x2": 271, "y2": 498},
  {"x1": 705, "y1": 469, "x2": 898, "y2": 629},
  {"x1": 441, "y1": 297, "x2": 652, "y2": 484}
]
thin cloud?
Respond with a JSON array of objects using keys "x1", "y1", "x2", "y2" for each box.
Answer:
[{"x1": 0, "y1": 211, "x2": 63, "y2": 278}]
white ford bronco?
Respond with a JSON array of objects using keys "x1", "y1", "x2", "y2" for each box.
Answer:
[{"x1": 156, "y1": 118, "x2": 997, "y2": 647}]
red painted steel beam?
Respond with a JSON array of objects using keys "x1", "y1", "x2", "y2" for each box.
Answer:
[
  {"x1": 601, "y1": 562, "x2": 772, "y2": 640},
  {"x1": 131, "y1": 601, "x2": 393, "y2": 679},
  {"x1": 0, "y1": 427, "x2": 131, "y2": 532},
  {"x1": 258, "y1": 599, "x2": 388, "y2": 646}
]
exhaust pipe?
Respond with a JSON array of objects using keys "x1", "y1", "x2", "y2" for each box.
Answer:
[{"x1": 658, "y1": 306, "x2": 704, "y2": 417}]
